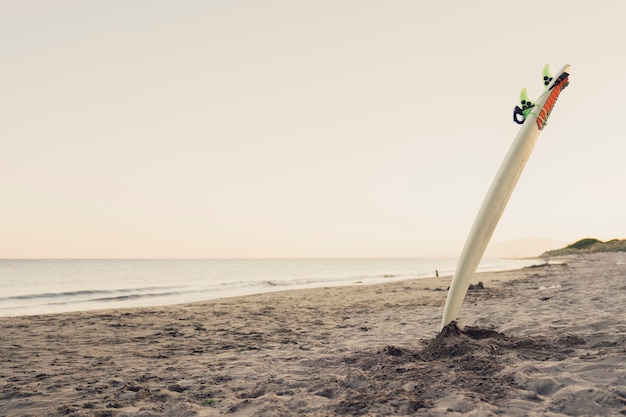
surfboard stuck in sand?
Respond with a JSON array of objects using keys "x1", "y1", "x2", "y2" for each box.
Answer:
[{"x1": 441, "y1": 64, "x2": 571, "y2": 330}]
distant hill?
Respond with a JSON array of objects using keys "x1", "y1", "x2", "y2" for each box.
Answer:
[
  {"x1": 484, "y1": 237, "x2": 567, "y2": 258},
  {"x1": 542, "y1": 238, "x2": 626, "y2": 256}
]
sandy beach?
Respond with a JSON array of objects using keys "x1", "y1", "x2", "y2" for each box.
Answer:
[{"x1": 1, "y1": 252, "x2": 625, "y2": 416}]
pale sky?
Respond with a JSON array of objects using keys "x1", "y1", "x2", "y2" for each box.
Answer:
[{"x1": 2, "y1": 1, "x2": 625, "y2": 258}]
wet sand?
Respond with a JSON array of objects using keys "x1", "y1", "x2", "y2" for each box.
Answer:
[{"x1": 1, "y1": 252, "x2": 625, "y2": 416}]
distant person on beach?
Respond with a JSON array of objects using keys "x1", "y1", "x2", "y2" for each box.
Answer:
[{"x1": 435, "y1": 269, "x2": 439, "y2": 277}]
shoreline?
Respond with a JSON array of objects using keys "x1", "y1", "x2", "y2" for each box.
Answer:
[
  {"x1": 2, "y1": 252, "x2": 625, "y2": 416},
  {"x1": 1, "y1": 257, "x2": 542, "y2": 318}
]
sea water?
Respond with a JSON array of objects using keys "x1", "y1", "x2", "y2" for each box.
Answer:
[{"x1": 0, "y1": 258, "x2": 541, "y2": 317}]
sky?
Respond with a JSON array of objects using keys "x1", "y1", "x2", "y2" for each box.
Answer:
[{"x1": 2, "y1": 1, "x2": 625, "y2": 258}]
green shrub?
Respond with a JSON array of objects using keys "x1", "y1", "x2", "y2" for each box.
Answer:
[{"x1": 566, "y1": 238, "x2": 601, "y2": 250}]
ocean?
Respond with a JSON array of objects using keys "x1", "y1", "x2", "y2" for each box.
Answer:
[{"x1": 0, "y1": 257, "x2": 541, "y2": 317}]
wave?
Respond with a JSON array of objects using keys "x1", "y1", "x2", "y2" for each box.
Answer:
[
  {"x1": 221, "y1": 272, "x2": 416, "y2": 291},
  {"x1": 0, "y1": 285, "x2": 183, "y2": 303},
  {"x1": 74, "y1": 290, "x2": 186, "y2": 303}
]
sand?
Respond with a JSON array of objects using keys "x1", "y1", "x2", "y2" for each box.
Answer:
[{"x1": 1, "y1": 252, "x2": 625, "y2": 416}]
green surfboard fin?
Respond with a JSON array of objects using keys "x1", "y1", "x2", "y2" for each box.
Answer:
[
  {"x1": 519, "y1": 87, "x2": 534, "y2": 118},
  {"x1": 542, "y1": 64, "x2": 553, "y2": 88}
]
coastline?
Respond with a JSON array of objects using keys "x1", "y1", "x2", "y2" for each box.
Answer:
[
  {"x1": 1, "y1": 252, "x2": 625, "y2": 416},
  {"x1": 0, "y1": 257, "x2": 541, "y2": 318}
]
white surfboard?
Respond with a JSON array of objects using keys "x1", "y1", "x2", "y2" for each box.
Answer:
[{"x1": 441, "y1": 64, "x2": 571, "y2": 329}]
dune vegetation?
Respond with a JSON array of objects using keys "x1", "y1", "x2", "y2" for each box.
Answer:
[{"x1": 542, "y1": 238, "x2": 626, "y2": 256}]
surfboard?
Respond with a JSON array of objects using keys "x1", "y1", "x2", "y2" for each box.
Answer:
[{"x1": 441, "y1": 64, "x2": 571, "y2": 329}]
